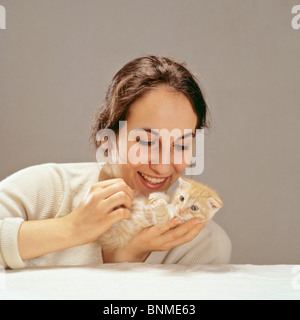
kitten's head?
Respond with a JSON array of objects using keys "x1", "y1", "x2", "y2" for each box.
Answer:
[{"x1": 172, "y1": 177, "x2": 223, "y2": 222}]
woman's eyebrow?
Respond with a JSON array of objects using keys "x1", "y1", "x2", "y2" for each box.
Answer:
[
  {"x1": 176, "y1": 131, "x2": 195, "y2": 141},
  {"x1": 133, "y1": 128, "x2": 160, "y2": 136},
  {"x1": 133, "y1": 128, "x2": 195, "y2": 140}
]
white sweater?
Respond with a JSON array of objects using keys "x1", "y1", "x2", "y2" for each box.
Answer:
[{"x1": 0, "y1": 163, "x2": 232, "y2": 269}]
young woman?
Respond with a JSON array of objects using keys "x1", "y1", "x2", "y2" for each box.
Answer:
[{"x1": 0, "y1": 56, "x2": 231, "y2": 269}]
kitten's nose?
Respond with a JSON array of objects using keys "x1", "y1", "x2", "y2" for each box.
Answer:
[{"x1": 179, "y1": 208, "x2": 184, "y2": 216}]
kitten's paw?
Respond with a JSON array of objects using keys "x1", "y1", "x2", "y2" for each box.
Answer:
[
  {"x1": 149, "y1": 192, "x2": 164, "y2": 205},
  {"x1": 151, "y1": 199, "x2": 168, "y2": 210},
  {"x1": 153, "y1": 212, "x2": 171, "y2": 225},
  {"x1": 149, "y1": 192, "x2": 170, "y2": 205}
]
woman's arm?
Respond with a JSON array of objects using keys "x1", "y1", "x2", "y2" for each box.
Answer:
[
  {"x1": 18, "y1": 217, "x2": 79, "y2": 261},
  {"x1": 18, "y1": 178, "x2": 135, "y2": 262}
]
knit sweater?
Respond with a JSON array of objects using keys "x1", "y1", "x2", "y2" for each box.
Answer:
[{"x1": 0, "y1": 163, "x2": 232, "y2": 269}]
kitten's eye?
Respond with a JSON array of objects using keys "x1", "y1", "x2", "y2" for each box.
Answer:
[
  {"x1": 191, "y1": 205, "x2": 199, "y2": 211},
  {"x1": 179, "y1": 195, "x2": 185, "y2": 202}
]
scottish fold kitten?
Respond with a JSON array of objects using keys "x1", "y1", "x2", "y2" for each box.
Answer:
[{"x1": 98, "y1": 174, "x2": 223, "y2": 251}]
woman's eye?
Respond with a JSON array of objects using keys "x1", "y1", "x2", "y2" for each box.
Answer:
[
  {"x1": 174, "y1": 144, "x2": 190, "y2": 151},
  {"x1": 138, "y1": 140, "x2": 152, "y2": 146},
  {"x1": 136, "y1": 137, "x2": 155, "y2": 147},
  {"x1": 191, "y1": 205, "x2": 199, "y2": 211},
  {"x1": 179, "y1": 195, "x2": 185, "y2": 202}
]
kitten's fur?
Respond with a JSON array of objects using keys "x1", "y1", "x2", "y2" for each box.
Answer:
[{"x1": 98, "y1": 165, "x2": 223, "y2": 251}]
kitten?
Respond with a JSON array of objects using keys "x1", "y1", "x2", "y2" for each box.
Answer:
[{"x1": 98, "y1": 172, "x2": 223, "y2": 251}]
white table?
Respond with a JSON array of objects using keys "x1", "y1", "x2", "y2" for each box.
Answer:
[{"x1": 1, "y1": 263, "x2": 299, "y2": 300}]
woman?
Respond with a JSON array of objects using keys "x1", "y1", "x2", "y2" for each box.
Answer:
[{"x1": 0, "y1": 56, "x2": 231, "y2": 269}]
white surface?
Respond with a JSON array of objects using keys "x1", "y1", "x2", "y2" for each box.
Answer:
[{"x1": 1, "y1": 263, "x2": 299, "y2": 300}]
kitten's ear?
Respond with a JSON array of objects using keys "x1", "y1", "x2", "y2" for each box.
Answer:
[
  {"x1": 208, "y1": 197, "x2": 223, "y2": 216},
  {"x1": 178, "y1": 177, "x2": 191, "y2": 188}
]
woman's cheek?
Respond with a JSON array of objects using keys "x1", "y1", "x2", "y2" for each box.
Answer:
[
  {"x1": 129, "y1": 145, "x2": 150, "y2": 165},
  {"x1": 174, "y1": 163, "x2": 189, "y2": 175}
]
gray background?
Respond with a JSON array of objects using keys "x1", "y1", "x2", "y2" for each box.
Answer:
[{"x1": 0, "y1": 0, "x2": 299, "y2": 264}]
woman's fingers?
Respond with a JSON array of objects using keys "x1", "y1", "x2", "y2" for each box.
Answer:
[
  {"x1": 102, "y1": 191, "x2": 133, "y2": 211},
  {"x1": 155, "y1": 218, "x2": 183, "y2": 234},
  {"x1": 90, "y1": 179, "x2": 135, "y2": 198},
  {"x1": 134, "y1": 218, "x2": 206, "y2": 253},
  {"x1": 91, "y1": 178, "x2": 124, "y2": 189},
  {"x1": 157, "y1": 218, "x2": 205, "y2": 244},
  {"x1": 108, "y1": 207, "x2": 131, "y2": 225},
  {"x1": 99, "y1": 180, "x2": 136, "y2": 200},
  {"x1": 163, "y1": 222, "x2": 206, "y2": 248}
]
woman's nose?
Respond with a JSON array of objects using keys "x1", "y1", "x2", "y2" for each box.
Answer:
[{"x1": 148, "y1": 163, "x2": 173, "y2": 176}]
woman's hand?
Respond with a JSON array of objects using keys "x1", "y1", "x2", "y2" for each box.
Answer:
[
  {"x1": 65, "y1": 178, "x2": 136, "y2": 246},
  {"x1": 18, "y1": 178, "x2": 135, "y2": 262},
  {"x1": 102, "y1": 218, "x2": 206, "y2": 263}
]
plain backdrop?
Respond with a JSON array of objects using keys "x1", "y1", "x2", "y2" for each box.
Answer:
[{"x1": 0, "y1": 0, "x2": 299, "y2": 264}]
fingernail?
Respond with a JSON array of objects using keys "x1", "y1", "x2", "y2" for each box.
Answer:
[
  {"x1": 174, "y1": 218, "x2": 182, "y2": 225},
  {"x1": 192, "y1": 219, "x2": 203, "y2": 225}
]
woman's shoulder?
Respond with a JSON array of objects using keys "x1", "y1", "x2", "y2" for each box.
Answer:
[
  {"x1": 0, "y1": 162, "x2": 102, "y2": 205},
  {"x1": 1, "y1": 162, "x2": 101, "y2": 186},
  {"x1": 0, "y1": 162, "x2": 102, "y2": 220},
  {"x1": 0, "y1": 163, "x2": 62, "y2": 189},
  {"x1": 58, "y1": 162, "x2": 101, "y2": 181}
]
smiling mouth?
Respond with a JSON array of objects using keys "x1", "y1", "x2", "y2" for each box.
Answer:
[{"x1": 137, "y1": 171, "x2": 168, "y2": 185}]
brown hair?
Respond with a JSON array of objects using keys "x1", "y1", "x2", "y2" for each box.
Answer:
[{"x1": 91, "y1": 55, "x2": 210, "y2": 148}]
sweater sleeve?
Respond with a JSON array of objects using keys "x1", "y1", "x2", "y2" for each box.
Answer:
[
  {"x1": 176, "y1": 220, "x2": 232, "y2": 265},
  {"x1": 0, "y1": 164, "x2": 65, "y2": 269},
  {"x1": 0, "y1": 218, "x2": 25, "y2": 269}
]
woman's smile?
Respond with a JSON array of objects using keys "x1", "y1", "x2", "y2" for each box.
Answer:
[{"x1": 137, "y1": 171, "x2": 169, "y2": 190}]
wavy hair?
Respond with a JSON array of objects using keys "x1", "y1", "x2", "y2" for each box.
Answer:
[{"x1": 91, "y1": 55, "x2": 210, "y2": 148}]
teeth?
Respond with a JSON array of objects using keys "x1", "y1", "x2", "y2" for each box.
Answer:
[{"x1": 140, "y1": 172, "x2": 166, "y2": 184}]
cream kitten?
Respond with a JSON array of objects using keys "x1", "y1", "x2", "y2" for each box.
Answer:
[{"x1": 98, "y1": 175, "x2": 223, "y2": 251}]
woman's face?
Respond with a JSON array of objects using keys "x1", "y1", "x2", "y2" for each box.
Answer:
[{"x1": 116, "y1": 86, "x2": 198, "y2": 196}]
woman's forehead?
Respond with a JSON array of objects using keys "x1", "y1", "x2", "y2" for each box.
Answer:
[{"x1": 126, "y1": 87, "x2": 198, "y2": 131}]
